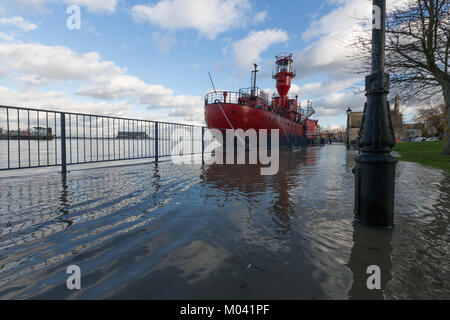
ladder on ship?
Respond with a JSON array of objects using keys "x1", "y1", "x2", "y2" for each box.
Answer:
[{"x1": 250, "y1": 64, "x2": 259, "y2": 95}]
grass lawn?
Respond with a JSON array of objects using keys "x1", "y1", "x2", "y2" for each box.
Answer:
[{"x1": 393, "y1": 141, "x2": 450, "y2": 171}]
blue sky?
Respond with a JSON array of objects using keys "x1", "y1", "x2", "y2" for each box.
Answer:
[{"x1": 0, "y1": 0, "x2": 409, "y2": 128}]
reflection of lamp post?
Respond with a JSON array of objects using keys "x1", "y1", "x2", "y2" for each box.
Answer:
[
  {"x1": 346, "y1": 108, "x2": 352, "y2": 149},
  {"x1": 348, "y1": 222, "x2": 393, "y2": 299},
  {"x1": 353, "y1": 0, "x2": 397, "y2": 228}
]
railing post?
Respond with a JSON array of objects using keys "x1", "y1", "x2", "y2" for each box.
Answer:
[
  {"x1": 60, "y1": 112, "x2": 67, "y2": 174},
  {"x1": 191, "y1": 126, "x2": 194, "y2": 155},
  {"x1": 201, "y1": 127, "x2": 205, "y2": 165},
  {"x1": 155, "y1": 122, "x2": 159, "y2": 163}
]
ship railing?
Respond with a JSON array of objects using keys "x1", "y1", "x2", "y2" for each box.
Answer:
[
  {"x1": 0, "y1": 105, "x2": 218, "y2": 173},
  {"x1": 271, "y1": 93, "x2": 299, "y2": 101},
  {"x1": 238, "y1": 88, "x2": 269, "y2": 102},
  {"x1": 205, "y1": 91, "x2": 244, "y2": 105},
  {"x1": 205, "y1": 90, "x2": 269, "y2": 106},
  {"x1": 276, "y1": 53, "x2": 294, "y2": 60},
  {"x1": 272, "y1": 66, "x2": 296, "y2": 78}
]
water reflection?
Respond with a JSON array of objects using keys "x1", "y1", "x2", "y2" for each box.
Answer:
[
  {"x1": 59, "y1": 173, "x2": 69, "y2": 216},
  {"x1": 347, "y1": 222, "x2": 393, "y2": 300},
  {"x1": 435, "y1": 174, "x2": 450, "y2": 234},
  {"x1": 202, "y1": 150, "x2": 317, "y2": 234},
  {"x1": 0, "y1": 145, "x2": 448, "y2": 299}
]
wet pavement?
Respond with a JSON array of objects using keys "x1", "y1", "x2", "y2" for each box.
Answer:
[{"x1": 0, "y1": 145, "x2": 448, "y2": 299}]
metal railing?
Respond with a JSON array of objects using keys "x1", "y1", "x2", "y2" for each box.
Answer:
[
  {"x1": 238, "y1": 88, "x2": 269, "y2": 101},
  {"x1": 205, "y1": 91, "x2": 242, "y2": 105},
  {"x1": 272, "y1": 65, "x2": 296, "y2": 77},
  {"x1": 0, "y1": 105, "x2": 213, "y2": 173},
  {"x1": 205, "y1": 88, "x2": 269, "y2": 106}
]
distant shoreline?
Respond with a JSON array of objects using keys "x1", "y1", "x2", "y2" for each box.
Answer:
[{"x1": 0, "y1": 135, "x2": 54, "y2": 141}]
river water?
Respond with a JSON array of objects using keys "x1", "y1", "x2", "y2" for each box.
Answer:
[{"x1": 0, "y1": 145, "x2": 448, "y2": 299}]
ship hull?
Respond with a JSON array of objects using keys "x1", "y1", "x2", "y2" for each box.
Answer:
[{"x1": 205, "y1": 103, "x2": 314, "y2": 147}]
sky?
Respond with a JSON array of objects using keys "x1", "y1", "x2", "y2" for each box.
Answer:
[{"x1": 0, "y1": 0, "x2": 414, "y2": 128}]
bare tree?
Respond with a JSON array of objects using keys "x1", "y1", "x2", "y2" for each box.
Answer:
[
  {"x1": 415, "y1": 103, "x2": 446, "y2": 136},
  {"x1": 351, "y1": 0, "x2": 450, "y2": 154}
]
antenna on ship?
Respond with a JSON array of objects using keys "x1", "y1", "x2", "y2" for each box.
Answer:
[{"x1": 251, "y1": 64, "x2": 259, "y2": 96}]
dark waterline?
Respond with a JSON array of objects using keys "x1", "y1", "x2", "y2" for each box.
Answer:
[{"x1": 0, "y1": 145, "x2": 448, "y2": 299}]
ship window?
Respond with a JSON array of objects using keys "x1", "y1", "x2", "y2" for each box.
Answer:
[{"x1": 232, "y1": 111, "x2": 236, "y2": 115}]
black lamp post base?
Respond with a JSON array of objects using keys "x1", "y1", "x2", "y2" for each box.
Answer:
[{"x1": 353, "y1": 152, "x2": 397, "y2": 229}]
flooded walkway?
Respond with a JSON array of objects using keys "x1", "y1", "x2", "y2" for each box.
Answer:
[{"x1": 0, "y1": 145, "x2": 448, "y2": 299}]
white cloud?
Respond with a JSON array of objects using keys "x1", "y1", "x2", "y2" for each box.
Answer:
[
  {"x1": 253, "y1": 10, "x2": 268, "y2": 24},
  {"x1": 0, "y1": 87, "x2": 135, "y2": 117},
  {"x1": 0, "y1": 42, "x2": 204, "y2": 121},
  {"x1": 232, "y1": 29, "x2": 289, "y2": 71},
  {"x1": 66, "y1": 0, "x2": 118, "y2": 13},
  {"x1": 6, "y1": 0, "x2": 119, "y2": 14},
  {"x1": 77, "y1": 75, "x2": 203, "y2": 110},
  {"x1": 296, "y1": 0, "x2": 411, "y2": 80},
  {"x1": 168, "y1": 104, "x2": 205, "y2": 122},
  {"x1": 131, "y1": 0, "x2": 252, "y2": 39},
  {"x1": 0, "y1": 5, "x2": 5, "y2": 15},
  {"x1": 0, "y1": 43, "x2": 123, "y2": 85},
  {"x1": 296, "y1": 79, "x2": 358, "y2": 99},
  {"x1": 294, "y1": 0, "x2": 369, "y2": 80},
  {"x1": 314, "y1": 91, "x2": 366, "y2": 116},
  {"x1": 0, "y1": 32, "x2": 14, "y2": 42},
  {"x1": 0, "y1": 16, "x2": 38, "y2": 31},
  {"x1": 290, "y1": 0, "x2": 410, "y2": 121}
]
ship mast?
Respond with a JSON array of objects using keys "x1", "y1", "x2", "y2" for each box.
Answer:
[{"x1": 251, "y1": 64, "x2": 258, "y2": 97}]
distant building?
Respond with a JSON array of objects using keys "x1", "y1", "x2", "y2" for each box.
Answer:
[
  {"x1": 0, "y1": 127, "x2": 53, "y2": 139},
  {"x1": 402, "y1": 123, "x2": 424, "y2": 142},
  {"x1": 348, "y1": 112, "x2": 363, "y2": 145},
  {"x1": 390, "y1": 95, "x2": 403, "y2": 141},
  {"x1": 31, "y1": 127, "x2": 52, "y2": 137},
  {"x1": 347, "y1": 95, "x2": 403, "y2": 145},
  {"x1": 117, "y1": 131, "x2": 149, "y2": 139}
]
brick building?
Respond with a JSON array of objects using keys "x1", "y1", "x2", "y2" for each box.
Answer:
[{"x1": 347, "y1": 95, "x2": 403, "y2": 145}]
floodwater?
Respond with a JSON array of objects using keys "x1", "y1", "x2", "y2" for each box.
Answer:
[{"x1": 0, "y1": 145, "x2": 448, "y2": 299}]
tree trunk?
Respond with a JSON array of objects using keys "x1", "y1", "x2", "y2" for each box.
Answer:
[{"x1": 443, "y1": 88, "x2": 450, "y2": 155}]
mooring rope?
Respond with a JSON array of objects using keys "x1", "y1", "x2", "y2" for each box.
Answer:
[
  {"x1": 277, "y1": 114, "x2": 290, "y2": 147},
  {"x1": 215, "y1": 99, "x2": 245, "y2": 145}
]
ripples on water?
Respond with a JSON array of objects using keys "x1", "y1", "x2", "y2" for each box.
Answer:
[{"x1": 0, "y1": 145, "x2": 448, "y2": 299}]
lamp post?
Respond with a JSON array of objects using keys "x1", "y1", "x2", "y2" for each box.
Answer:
[
  {"x1": 353, "y1": 0, "x2": 397, "y2": 229},
  {"x1": 346, "y1": 108, "x2": 352, "y2": 149}
]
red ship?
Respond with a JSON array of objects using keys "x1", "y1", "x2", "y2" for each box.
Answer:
[{"x1": 205, "y1": 53, "x2": 319, "y2": 147}]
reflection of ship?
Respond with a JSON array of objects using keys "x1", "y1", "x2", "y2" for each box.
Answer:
[
  {"x1": 202, "y1": 150, "x2": 317, "y2": 232},
  {"x1": 205, "y1": 54, "x2": 319, "y2": 145},
  {"x1": 0, "y1": 127, "x2": 53, "y2": 140},
  {"x1": 203, "y1": 149, "x2": 317, "y2": 192}
]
